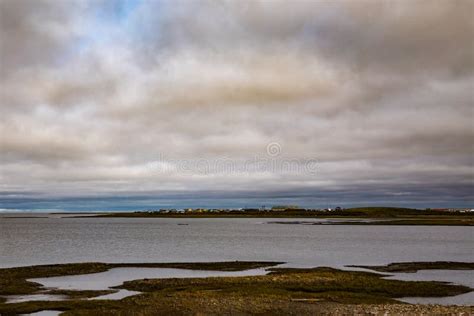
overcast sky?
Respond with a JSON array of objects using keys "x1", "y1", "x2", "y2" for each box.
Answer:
[{"x1": 1, "y1": 0, "x2": 473, "y2": 210}]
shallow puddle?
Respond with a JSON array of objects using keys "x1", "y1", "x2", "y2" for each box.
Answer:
[
  {"x1": 384, "y1": 269, "x2": 474, "y2": 306},
  {"x1": 22, "y1": 311, "x2": 61, "y2": 316},
  {"x1": 90, "y1": 289, "x2": 141, "y2": 300},
  {"x1": 6, "y1": 294, "x2": 67, "y2": 304},
  {"x1": 30, "y1": 267, "x2": 269, "y2": 291}
]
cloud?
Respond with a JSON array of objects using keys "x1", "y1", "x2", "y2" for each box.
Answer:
[
  {"x1": 0, "y1": 0, "x2": 473, "y2": 209},
  {"x1": 0, "y1": 0, "x2": 96, "y2": 77}
]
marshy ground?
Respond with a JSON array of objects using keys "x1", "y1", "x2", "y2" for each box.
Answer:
[{"x1": 0, "y1": 261, "x2": 472, "y2": 315}]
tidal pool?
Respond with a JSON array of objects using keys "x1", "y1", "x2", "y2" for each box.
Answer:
[
  {"x1": 23, "y1": 311, "x2": 61, "y2": 316},
  {"x1": 384, "y1": 270, "x2": 474, "y2": 306},
  {"x1": 6, "y1": 294, "x2": 67, "y2": 304},
  {"x1": 2, "y1": 267, "x2": 270, "y2": 302},
  {"x1": 30, "y1": 267, "x2": 269, "y2": 291}
]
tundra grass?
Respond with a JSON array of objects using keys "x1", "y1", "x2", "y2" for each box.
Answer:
[{"x1": 0, "y1": 264, "x2": 471, "y2": 315}]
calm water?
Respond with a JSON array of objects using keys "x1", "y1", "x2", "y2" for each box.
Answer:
[
  {"x1": 384, "y1": 270, "x2": 474, "y2": 305},
  {"x1": 1, "y1": 215, "x2": 473, "y2": 305},
  {"x1": 1, "y1": 215, "x2": 472, "y2": 268}
]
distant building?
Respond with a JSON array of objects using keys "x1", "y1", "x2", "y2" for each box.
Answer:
[{"x1": 431, "y1": 208, "x2": 473, "y2": 213}]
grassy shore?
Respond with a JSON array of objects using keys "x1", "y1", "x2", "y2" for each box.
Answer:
[
  {"x1": 0, "y1": 262, "x2": 472, "y2": 315},
  {"x1": 73, "y1": 207, "x2": 474, "y2": 226}
]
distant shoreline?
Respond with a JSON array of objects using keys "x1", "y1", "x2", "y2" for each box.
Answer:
[
  {"x1": 3, "y1": 207, "x2": 472, "y2": 225},
  {"x1": 63, "y1": 207, "x2": 474, "y2": 226}
]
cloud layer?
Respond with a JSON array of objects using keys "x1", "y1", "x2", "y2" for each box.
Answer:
[{"x1": 1, "y1": 0, "x2": 473, "y2": 209}]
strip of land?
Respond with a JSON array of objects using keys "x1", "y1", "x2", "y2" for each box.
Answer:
[
  {"x1": 0, "y1": 261, "x2": 472, "y2": 315},
  {"x1": 268, "y1": 218, "x2": 474, "y2": 226},
  {"x1": 69, "y1": 207, "x2": 474, "y2": 226},
  {"x1": 349, "y1": 261, "x2": 474, "y2": 273}
]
